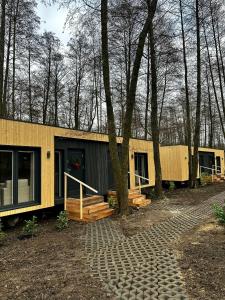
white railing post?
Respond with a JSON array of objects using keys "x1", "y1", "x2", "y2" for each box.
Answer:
[
  {"x1": 80, "y1": 183, "x2": 83, "y2": 220},
  {"x1": 64, "y1": 174, "x2": 67, "y2": 211},
  {"x1": 138, "y1": 177, "x2": 141, "y2": 193}
]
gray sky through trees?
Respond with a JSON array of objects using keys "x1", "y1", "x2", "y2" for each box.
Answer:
[{"x1": 36, "y1": 2, "x2": 70, "y2": 45}]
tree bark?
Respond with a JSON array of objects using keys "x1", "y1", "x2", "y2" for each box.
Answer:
[
  {"x1": 101, "y1": 0, "x2": 158, "y2": 214},
  {"x1": 191, "y1": 0, "x2": 201, "y2": 188},
  {"x1": 144, "y1": 33, "x2": 150, "y2": 140},
  {"x1": 179, "y1": 0, "x2": 192, "y2": 184},
  {"x1": 203, "y1": 21, "x2": 225, "y2": 138},
  {"x1": 0, "y1": 0, "x2": 6, "y2": 116},
  {"x1": 149, "y1": 1, "x2": 162, "y2": 198}
]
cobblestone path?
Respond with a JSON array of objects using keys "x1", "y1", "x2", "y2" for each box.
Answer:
[{"x1": 85, "y1": 191, "x2": 225, "y2": 300}]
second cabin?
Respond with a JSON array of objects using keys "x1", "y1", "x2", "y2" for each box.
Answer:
[
  {"x1": 160, "y1": 145, "x2": 225, "y2": 184},
  {"x1": 0, "y1": 118, "x2": 155, "y2": 222}
]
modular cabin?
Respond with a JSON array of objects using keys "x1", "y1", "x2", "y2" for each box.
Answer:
[
  {"x1": 160, "y1": 145, "x2": 225, "y2": 183},
  {"x1": 0, "y1": 118, "x2": 155, "y2": 220}
]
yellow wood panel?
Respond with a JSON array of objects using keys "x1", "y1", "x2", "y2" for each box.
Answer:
[
  {"x1": 0, "y1": 119, "x2": 155, "y2": 217},
  {"x1": 160, "y1": 145, "x2": 188, "y2": 181}
]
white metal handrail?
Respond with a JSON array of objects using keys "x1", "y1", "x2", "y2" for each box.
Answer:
[
  {"x1": 128, "y1": 171, "x2": 150, "y2": 192},
  {"x1": 212, "y1": 165, "x2": 222, "y2": 175},
  {"x1": 64, "y1": 172, "x2": 98, "y2": 220}
]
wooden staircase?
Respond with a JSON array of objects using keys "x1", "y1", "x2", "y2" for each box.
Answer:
[
  {"x1": 108, "y1": 189, "x2": 151, "y2": 208},
  {"x1": 212, "y1": 174, "x2": 225, "y2": 183},
  {"x1": 66, "y1": 195, "x2": 114, "y2": 222}
]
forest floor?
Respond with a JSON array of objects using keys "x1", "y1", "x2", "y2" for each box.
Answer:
[{"x1": 0, "y1": 183, "x2": 225, "y2": 299}]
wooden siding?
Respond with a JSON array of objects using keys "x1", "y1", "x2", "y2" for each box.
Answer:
[
  {"x1": 160, "y1": 145, "x2": 225, "y2": 181},
  {"x1": 0, "y1": 119, "x2": 155, "y2": 217}
]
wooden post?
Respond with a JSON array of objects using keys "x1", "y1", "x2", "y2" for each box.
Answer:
[
  {"x1": 80, "y1": 183, "x2": 83, "y2": 220},
  {"x1": 64, "y1": 174, "x2": 67, "y2": 211},
  {"x1": 138, "y1": 177, "x2": 141, "y2": 194}
]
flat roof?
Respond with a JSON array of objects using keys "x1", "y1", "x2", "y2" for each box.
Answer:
[{"x1": 0, "y1": 117, "x2": 152, "y2": 142}]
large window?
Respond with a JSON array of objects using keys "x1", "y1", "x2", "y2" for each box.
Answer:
[
  {"x1": 0, "y1": 151, "x2": 13, "y2": 206},
  {"x1": 0, "y1": 147, "x2": 40, "y2": 210}
]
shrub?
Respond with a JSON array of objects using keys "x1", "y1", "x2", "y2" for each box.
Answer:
[
  {"x1": 200, "y1": 172, "x2": 212, "y2": 186},
  {"x1": 213, "y1": 203, "x2": 225, "y2": 224},
  {"x1": 169, "y1": 181, "x2": 175, "y2": 191},
  {"x1": 108, "y1": 196, "x2": 117, "y2": 208},
  {"x1": 22, "y1": 216, "x2": 38, "y2": 236},
  {"x1": 56, "y1": 211, "x2": 69, "y2": 231},
  {"x1": 0, "y1": 219, "x2": 6, "y2": 244}
]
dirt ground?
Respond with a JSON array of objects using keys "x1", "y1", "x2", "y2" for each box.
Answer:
[
  {"x1": 0, "y1": 219, "x2": 110, "y2": 300},
  {"x1": 177, "y1": 220, "x2": 225, "y2": 300},
  {"x1": 116, "y1": 183, "x2": 225, "y2": 237},
  {"x1": 0, "y1": 183, "x2": 225, "y2": 299}
]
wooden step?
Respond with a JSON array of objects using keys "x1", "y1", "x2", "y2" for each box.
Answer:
[
  {"x1": 67, "y1": 195, "x2": 104, "y2": 208},
  {"x1": 70, "y1": 202, "x2": 109, "y2": 214},
  {"x1": 84, "y1": 202, "x2": 109, "y2": 214},
  {"x1": 68, "y1": 208, "x2": 114, "y2": 222},
  {"x1": 128, "y1": 194, "x2": 146, "y2": 200},
  {"x1": 129, "y1": 199, "x2": 151, "y2": 208},
  {"x1": 91, "y1": 208, "x2": 114, "y2": 221},
  {"x1": 129, "y1": 189, "x2": 141, "y2": 195}
]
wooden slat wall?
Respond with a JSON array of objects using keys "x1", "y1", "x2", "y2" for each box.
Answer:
[
  {"x1": 160, "y1": 145, "x2": 225, "y2": 181},
  {"x1": 0, "y1": 119, "x2": 154, "y2": 217},
  {"x1": 160, "y1": 145, "x2": 187, "y2": 181}
]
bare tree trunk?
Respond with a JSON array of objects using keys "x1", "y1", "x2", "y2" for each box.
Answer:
[
  {"x1": 101, "y1": 0, "x2": 124, "y2": 212},
  {"x1": 149, "y1": 1, "x2": 162, "y2": 198},
  {"x1": 192, "y1": 0, "x2": 201, "y2": 188},
  {"x1": 206, "y1": 66, "x2": 213, "y2": 147},
  {"x1": 43, "y1": 46, "x2": 52, "y2": 124},
  {"x1": 12, "y1": 0, "x2": 20, "y2": 118},
  {"x1": 216, "y1": 20, "x2": 225, "y2": 88},
  {"x1": 144, "y1": 33, "x2": 150, "y2": 140},
  {"x1": 203, "y1": 21, "x2": 225, "y2": 138},
  {"x1": 210, "y1": 0, "x2": 225, "y2": 122},
  {"x1": 179, "y1": 0, "x2": 192, "y2": 184},
  {"x1": 3, "y1": 12, "x2": 12, "y2": 112},
  {"x1": 0, "y1": 0, "x2": 6, "y2": 116},
  {"x1": 159, "y1": 60, "x2": 168, "y2": 128},
  {"x1": 101, "y1": 0, "x2": 158, "y2": 214},
  {"x1": 28, "y1": 45, "x2": 33, "y2": 122}
]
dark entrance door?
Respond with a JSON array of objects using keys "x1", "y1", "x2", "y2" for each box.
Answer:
[
  {"x1": 67, "y1": 149, "x2": 85, "y2": 197},
  {"x1": 199, "y1": 151, "x2": 215, "y2": 174},
  {"x1": 134, "y1": 153, "x2": 148, "y2": 185}
]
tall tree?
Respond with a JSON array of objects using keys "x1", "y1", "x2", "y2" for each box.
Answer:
[
  {"x1": 0, "y1": 0, "x2": 6, "y2": 116},
  {"x1": 179, "y1": 0, "x2": 192, "y2": 184},
  {"x1": 192, "y1": 0, "x2": 202, "y2": 187},
  {"x1": 101, "y1": 0, "x2": 159, "y2": 214},
  {"x1": 149, "y1": 0, "x2": 162, "y2": 197}
]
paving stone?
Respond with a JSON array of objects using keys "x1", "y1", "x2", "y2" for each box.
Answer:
[{"x1": 84, "y1": 191, "x2": 225, "y2": 300}]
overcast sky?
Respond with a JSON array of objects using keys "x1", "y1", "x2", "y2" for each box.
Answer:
[{"x1": 36, "y1": 2, "x2": 70, "y2": 45}]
